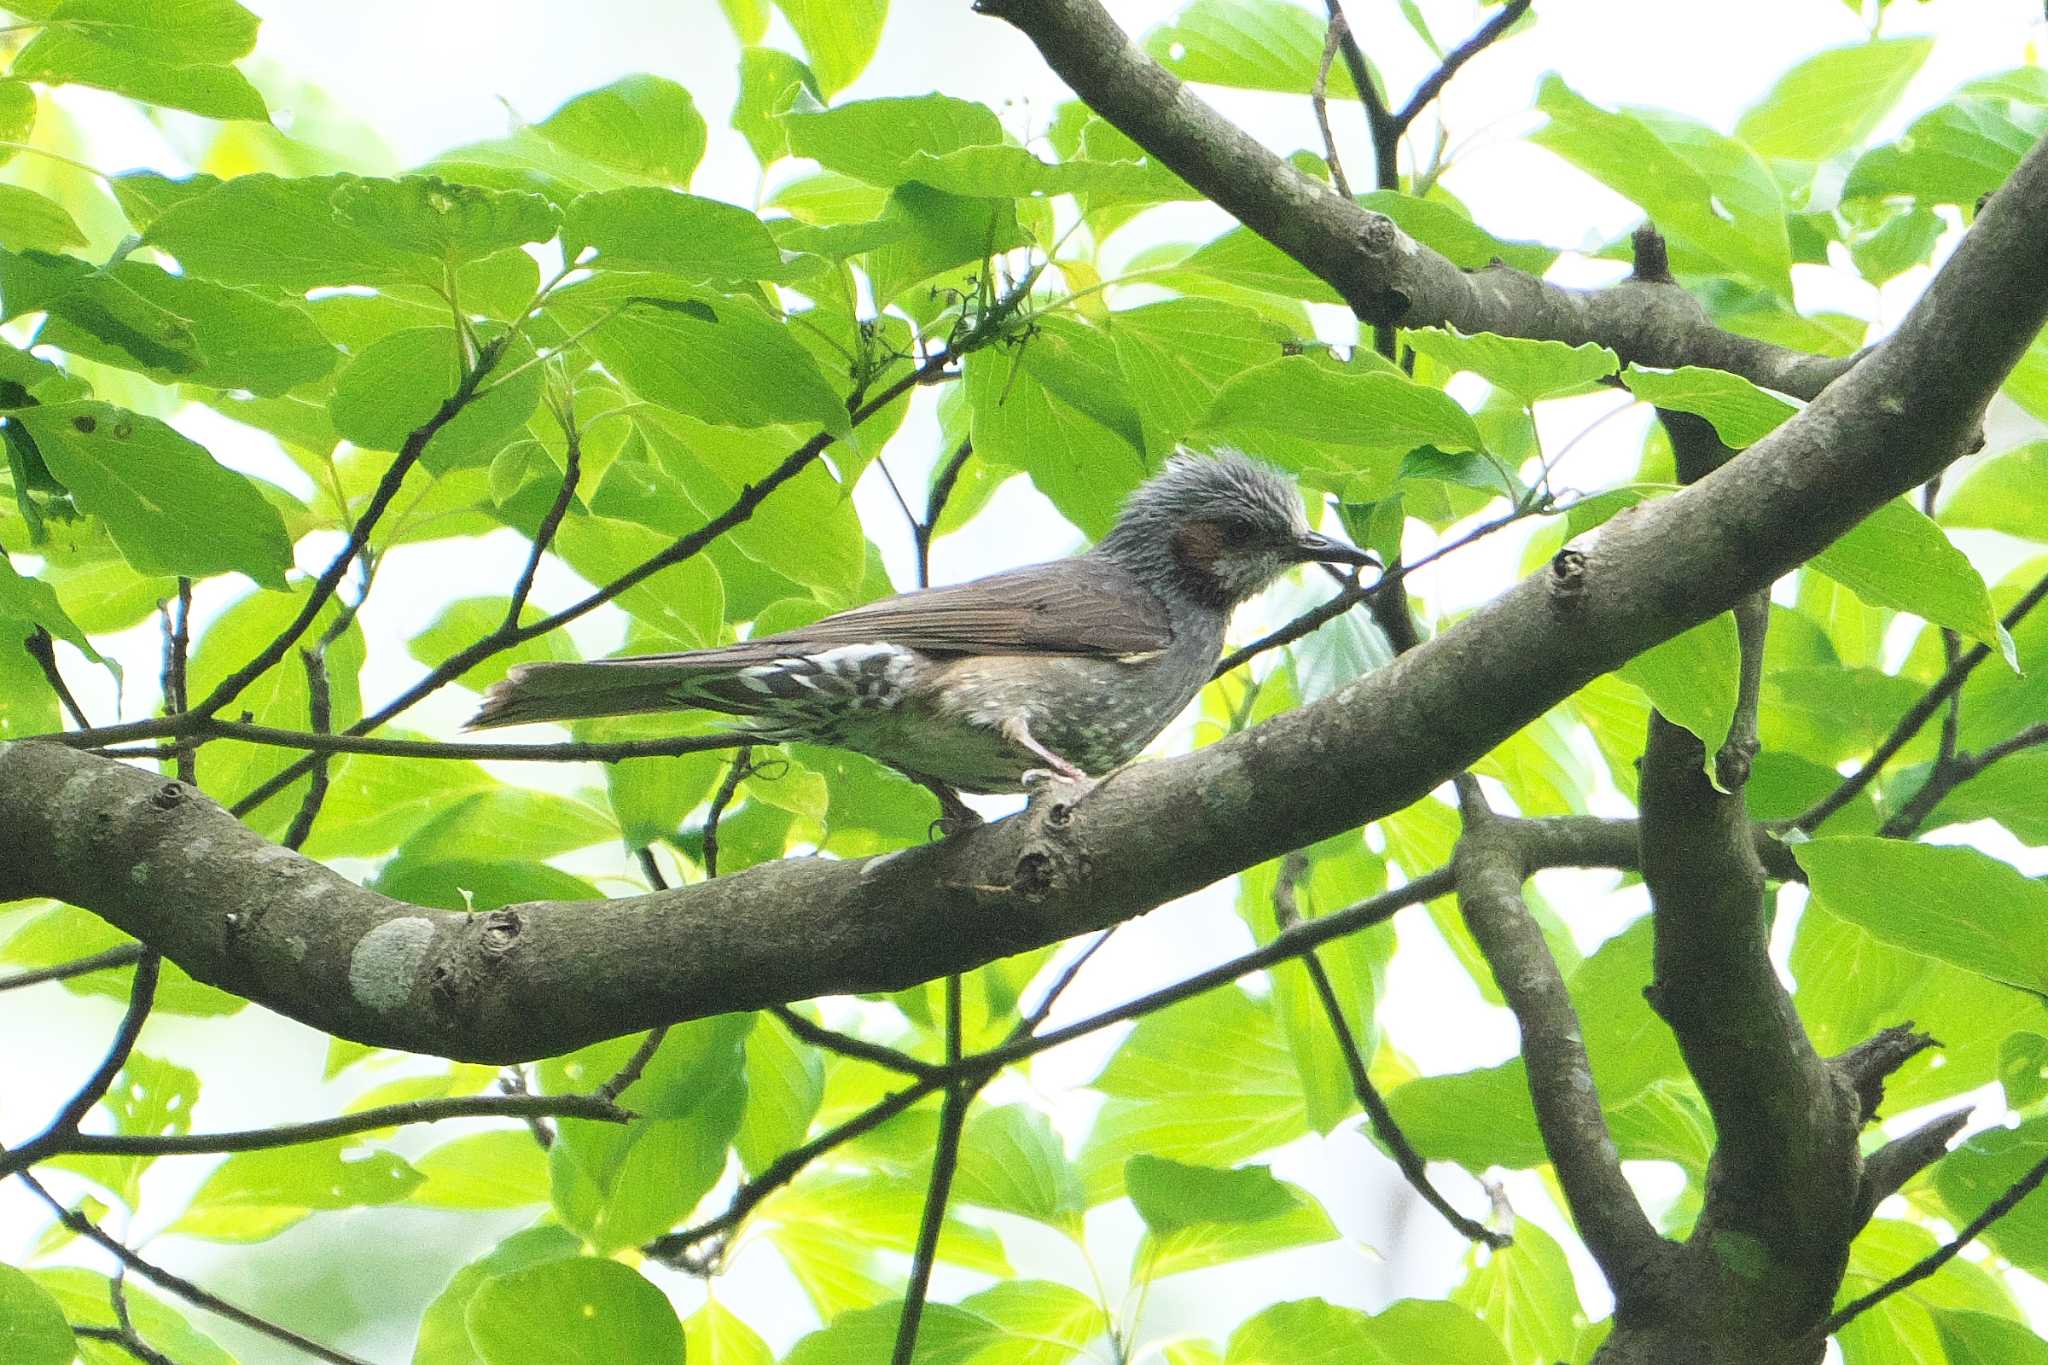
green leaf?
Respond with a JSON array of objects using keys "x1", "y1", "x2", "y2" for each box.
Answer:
[
  {"x1": 1845, "y1": 98, "x2": 2041, "y2": 205},
  {"x1": 1834, "y1": 1219, "x2": 2019, "y2": 1363},
  {"x1": 1078, "y1": 987, "x2": 1307, "y2": 1202},
  {"x1": 1936, "y1": 1308, "x2": 2048, "y2": 1365},
  {"x1": 774, "y1": 0, "x2": 887, "y2": 98},
  {"x1": 1404, "y1": 329, "x2": 1618, "y2": 406},
  {"x1": 46, "y1": 0, "x2": 260, "y2": 64},
  {"x1": 1143, "y1": 0, "x2": 1361, "y2": 99},
  {"x1": 1127, "y1": 1155, "x2": 1340, "y2": 1278},
  {"x1": 1534, "y1": 77, "x2": 1791, "y2": 296},
  {"x1": 1226, "y1": 1299, "x2": 1375, "y2": 1364},
  {"x1": 1942, "y1": 441, "x2": 2048, "y2": 541},
  {"x1": 396, "y1": 788, "x2": 617, "y2": 867},
  {"x1": 44, "y1": 1052, "x2": 196, "y2": 1207},
  {"x1": 1926, "y1": 749, "x2": 2048, "y2": 844},
  {"x1": 542, "y1": 1017, "x2": 750, "y2": 1253},
  {"x1": 1936, "y1": 1118, "x2": 2048, "y2": 1279},
  {"x1": 1355, "y1": 191, "x2": 1556, "y2": 275},
  {"x1": 0, "y1": 184, "x2": 82, "y2": 251},
  {"x1": 6, "y1": 251, "x2": 337, "y2": 397},
  {"x1": 1619, "y1": 364, "x2": 1796, "y2": 447},
  {"x1": 954, "y1": 1103, "x2": 1085, "y2": 1229},
  {"x1": 564, "y1": 187, "x2": 782, "y2": 280},
  {"x1": 531, "y1": 74, "x2": 707, "y2": 186},
  {"x1": 1735, "y1": 38, "x2": 1933, "y2": 162},
  {"x1": 1107, "y1": 297, "x2": 1289, "y2": 459},
  {"x1": 172, "y1": 1138, "x2": 424, "y2": 1241},
  {"x1": 1617, "y1": 611, "x2": 1740, "y2": 763},
  {"x1": 146, "y1": 174, "x2": 550, "y2": 293},
  {"x1": 965, "y1": 344, "x2": 1145, "y2": 539},
  {"x1": 958, "y1": 1280, "x2": 1108, "y2": 1364},
  {"x1": 734, "y1": 1010, "x2": 825, "y2": 1175},
  {"x1": 467, "y1": 1258, "x2": 683, "y2": 1365},
  {"x1": 719, "y1": 0, "x2": 770, "y2": 43},
  {"x1": 328, "y1": 174, "x2": 559, "y2": 265},
  {"x1": 684, "y1": 1299, "x2": 774, "y2": 1365},
  {"x1": 1850, "y1": 206, "x2": 1944, "y2": 286},
  {"x1": 0, "y1": 1264, "x2": 73, "y2": 1365},
  {"x1": 545, "y1": 274, "x2": 849, "y2": 437},
  {"x1": 413, "y1": 1225, "x2": 582, "y2": 1365},
  {"x1": 782, "y1": 93, "x2": 1003, "y2": 187},
  {"x1": 0, "y1": 551, "x2": 99, "y2": 661},
  {"x1": 1194, "y1": 354, "x2": 1484, "y2": 495},
  {"x1": 1796, "y1": 837, "x2": 2048, "y2": 996},
  {"x1": 1813, "y1": 499, "x2": 2006, "y2": 654},
  {"x1": 9, "y1": 401, "x2": 292, "y2": 586},
  {"x1": 0, "y1": 80, "x2": 37, "y2": 164},
  {"x1": 32, "y1": 1268, "x2": 231, "y2": 1365},
  {"x1": 13, "y1": 28, "x2": 265, "y2": 120},
  {"x1": 408, "y1": 1130, "x2": 550, "y2": 1209},
  {"x1": 734, "y1": 47, "x2": 820, "y2": 166},
  {"x1": 329, "y1": 326, "x2": 541, "y2": 473},
  {"x1": 784, "y1": 1300, "x2": 995, "y2": 1365},
  {"x1": 1450, "y1": 1220, "x2": 1581, "y2": 1365}
]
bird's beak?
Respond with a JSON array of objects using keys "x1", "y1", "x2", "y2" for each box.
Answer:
[{"x1": 1290, "y1": 530, "x2": 1377, "y2": 569}]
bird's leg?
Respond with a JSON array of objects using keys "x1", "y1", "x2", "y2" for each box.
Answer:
[
  {"x1": 1001, "y1": 717, "x2": 1099, "y2": 807},
  {"x1": 897, "y1": 767, "x2": 983, "y2": 839}
]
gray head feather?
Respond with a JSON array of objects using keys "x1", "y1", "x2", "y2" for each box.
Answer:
[{"x1": 1093, "y1": 451, "x2": 1313, "y2": 609}]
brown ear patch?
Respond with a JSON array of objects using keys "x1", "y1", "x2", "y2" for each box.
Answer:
[{"x1": 1170, "y1": 518, "x2": 1227, "y2": 570}]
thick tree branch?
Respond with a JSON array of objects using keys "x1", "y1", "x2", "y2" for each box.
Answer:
[
  {"x1": 1452, "y1": 778, "x2": 1664, "y2": 1295},
  {"x1": 8, "y1": 126, "x2": 2048, "y2": 1060},
  {"x1": 1640, "y1": 712, "x2": 1860, "y2": 1338},
  {"x1": 975, "y1": 0, "x2": 1853, "y2": 397}
]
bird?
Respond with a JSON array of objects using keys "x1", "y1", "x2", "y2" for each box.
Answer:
[{"x1": 468, "y1": 452, "x2": 1374, "y2": 826}]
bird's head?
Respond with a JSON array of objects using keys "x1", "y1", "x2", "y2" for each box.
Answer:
[{"x1": 1096, "y1": 451, "x2": 1375, "y2": 609}]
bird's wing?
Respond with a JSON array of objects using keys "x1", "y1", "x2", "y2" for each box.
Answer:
[{"x1": 756, "y1": 558, "x2": 1176, "y2": 659}]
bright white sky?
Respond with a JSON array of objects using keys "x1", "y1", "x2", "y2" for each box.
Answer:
[{"x1": 6, "y1": 1, "x2": 2047, "y2": 1360}]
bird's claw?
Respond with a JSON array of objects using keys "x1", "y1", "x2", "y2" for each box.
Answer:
[
  {"x1": 928, "y1": 811, "x2": 984, "y2": 841},
  {"x1": 1022, "y1": 767, "x2": 1098, "y2": 826}
]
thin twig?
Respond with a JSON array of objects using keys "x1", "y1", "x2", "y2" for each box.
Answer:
[
  {"x1": 224, "y1": 342, "x2": 971, "y2": 820},
  {"x1": 17, "y1": 1172, "x2": 373, "y2": 1365},
  {"x1": 1, "y1": 950, "x2": 159, "y2": 1177},
  {"x1": 1013, "y1": 927, "x2": 1117, "y2": 1038},
  {"x1": 52, "y1": 718, "x2": 758, "y2": 764},
  {"x1": 0, "y1": 944, "x2": 145, "y2": 992},
  {"x1": 915, "y1": 439, "x2": 974, "y2": 589},
  {"x1": 1793, "y1": 570, "x2": 2048, "y2": 832},
  {"x1": 51, "y1": 1091, "x2": 627, "y2": 1158},
  {"x1": 1819, "y1": 1148, "x2": 2048, "y2": 1335},
  {"x1": 1273, "y1": 854, "x2": 1507, "y2": 1247},
  {"x1": 278, "y1": 649, "x2": 334, "y2": 851},
  {"x1": 893, "y1": 1082, "x2": 968, "y2": 1365},
  {"x1": 505, "y1": 389, "x2": 583, "y2": 628},
  {"x1": 769, "y1": 1005, "x2": 937, "y2": 1079},
  {"x1": 701, "y1": 745, "x2": 753, "y2": 880},
  {"x1": 1312, "y1": 13, "x2": 1354, "y2": 198},
  {"x1": 24, "y1": 628, "x2": 89, "y2": 728},
  {"x1": 1391, "y1": 0, "x2": 1531, "y2": 135},
  {"x1": 193, "y1": 335, "x2": 510, "y2": 721},
  {"x1": 164, "y1": 578, "x2": 193, "y2": 785},
  {"x1": 1878, "y1": 720, "x2": 2048, "y2": 839}
]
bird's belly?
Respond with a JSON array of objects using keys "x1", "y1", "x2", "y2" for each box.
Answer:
[{"x1": 876, "y1": 653, "x2": 1199, "y2": 793}]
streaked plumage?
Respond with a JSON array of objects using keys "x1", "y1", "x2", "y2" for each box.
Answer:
[{"x1": 470, "y1": 452, "x2": 1370, "y2": 801}]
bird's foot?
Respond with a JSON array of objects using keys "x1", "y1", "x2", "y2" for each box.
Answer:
[
  {"x1": 929, "y1": 810, "x2": 985, "y2": 841},
  {"x1": 1021, "y1": 767, "x2": 1098, "y2": 826}
]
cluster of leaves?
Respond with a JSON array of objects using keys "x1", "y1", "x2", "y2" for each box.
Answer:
[{"x1": 0, "y1": 0, "x2": 2046, "y2": 1362}]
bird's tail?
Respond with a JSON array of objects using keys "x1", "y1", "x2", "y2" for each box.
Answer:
[{"x1": 467, "y1": 658, "x2": 731, "y2": 730}]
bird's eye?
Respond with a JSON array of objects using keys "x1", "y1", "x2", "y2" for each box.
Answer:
[{"x1": 1217, "y1": 516, "x2": 1256, "y2": 544}]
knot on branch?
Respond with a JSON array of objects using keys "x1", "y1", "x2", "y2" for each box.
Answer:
[
  {"x1": 1547, "y1": 548, "x2": 1589, "y2": 607},
  {"x1": 1629, "y1": 223, "x2": 1673, "y2": 284},
  {"x1": 1829, "y1": 1023, "x2": 1938, "y2": 1123},
  {"x1": 149, "y1": 781, "x2": 187, "y2": 810}
]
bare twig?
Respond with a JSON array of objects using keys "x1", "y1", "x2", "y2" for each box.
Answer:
[
  {"x1": 1273, "y1": 854, "x2": 1507, "y2": 1247},
  {"x1": 1, "y1": 950, "x2": 159, "y2": 1177},
  {"x1": 24, "y1": 628, "x2": 89, "y2": 728},
  {"x1": 18, "y1": 1172, "x2": 373, "y2": 1365},
  {"x1": 1391, "y1": 0, "x2": 1531, "y2": 135},
  {"x1": 1819, "y1": 1147, "x2": 2048, "y2": 1335},
  {"x1": 1793, "y1": 570, "x2": 2048, "y2": 832},
  {"x1": 915, "y1": 439, "x2": 974, "y2": 589},
  {"x1": 52, "y1": 1090, "x2": 627, "y2": 1158},
  {"x1": 505, "y1": 389, "x2": 583, "y2": 628},
  {"x1": 893, "y1": 1082, "x2": 968, "y2": 1365},
  {"x1": 1312, "y1": 12, "x2": 1354, "y2": 198},
  {"x1": 1013, "y1": 927, "x2": 1116, "y2": 1038},
  {"x1": 193, "y1": 335, "x2": 510, "y2": 721},
  {"x1": 53, "y1": 718, "x2": 757, "y2": 764},
  {"x1": 0, "y1": 944, "x2": 145, "y2": 992},
  {"x1": 1878, "y1": 720, "x2": 2048, "y2": 839},
  {"x1": 278, "y1": 648, "x2": 334, "y2": 852}
]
